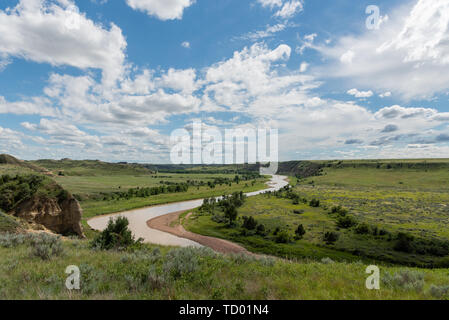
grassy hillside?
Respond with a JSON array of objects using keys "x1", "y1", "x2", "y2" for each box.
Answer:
[
  {"x1": 0, "y1": 154, "x2": 49, "y2": 175},
  {"x1": 186, "y1": 159, "x2": 449, "y2": 268},
  {"x1": 0, "y1": 212, "x2": 22, "y2": 233},
  {"x1": 1, "y1": 235, "x2": 449, "y2": 300},
  {"x1": 31, "y1": 159, "x2": 153, "y2": 176}
]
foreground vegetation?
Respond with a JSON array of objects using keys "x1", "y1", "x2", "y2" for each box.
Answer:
[
  {"x1": 2, "y1": 156, "x2": 449, "y2": 299},
  {"x1": 2, "y1": 223, "x2": 449, "y2": 300}
]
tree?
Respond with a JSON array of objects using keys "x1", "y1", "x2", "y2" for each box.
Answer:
[
  {"x1": 91, "y1": 216, "x2": 142, "y2": 250},
  {"x1": 242, "y1": 216, "x2": 258, "y2": 230},
  {"x1": 224, "y1": 205, "x2": 238, "y2": 225},
  {"x1": 275, "y1": 230, "x2": 292, "y2": 243},
  {"x1": 324, "y1": 231, "x2": 339, "y2": 245},
  {"x1": 309, "y1": 199, "x2": 320, "y2": 207},
  {"x1": 295, "y1": 224, "x2": 306, "y2": 239},
  {"x1": 336, "y1": 216, "x2": 357, "y2": 229},
  {"x1": 394, "y1": 232, "x2": 414, "y2": 253},
  {"x1": 256, "y1": 224, "x2": 266, "y2": 236}
]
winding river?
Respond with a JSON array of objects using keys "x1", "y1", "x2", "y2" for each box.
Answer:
[{"x1": 87, "y1": 175, "x2": 289, "y2": 248}]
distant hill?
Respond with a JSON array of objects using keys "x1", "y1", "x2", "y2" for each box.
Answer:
[
  {"x1": 0, "y1": 154, "x2": 50, "y2": 175},
  {"x1": 0, "y1": 154, "x2": 23, "y2": 165},
  {"x1": 278, "y1": 159, "x2": 449, "y2": 178},
  {"x1": 143, "y1": 163, "x2": 260, "y2": 174},
  {"x1": 32, "y1": 159, "x2": 154, "y2": 176},
  {"x1": 277, "y1": 161, "x2": 324, "y2": 178}
]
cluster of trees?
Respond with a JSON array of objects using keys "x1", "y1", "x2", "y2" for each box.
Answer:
[
  {"x1": 394, "y1": 233, "x2": 449, "y2": 257},
  {"x1": 101, "y1": 183, "x2": 190, "y2": 201},
  {"x1": 159, "y1": 174, "x2": 259, "y2": 191},
  {"x1": 0, "y1": 174, "x2": 46, "y2": 212},
  {"x1": 201, "y1": 192, "x2": 246, "y2": 225}
]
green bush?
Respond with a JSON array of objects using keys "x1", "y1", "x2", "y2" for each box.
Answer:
[
  {"x1": 256, "y1": 224, "x2": 266, "y2": 236},
  {"x1": 30, "y1": 234, "x2": 64, "y2": 260},
  {"x1": 429, "y1": 285, "x2": 449, "y2": 299},
  {"x1": 323, "y1": 231, "x2": 339, "y2": 245},
  {"x1": 394, "y1": 233, "x2": 414, "y2": 253},
  {"x1": 382, "y1": 270, "x2": 425, "y2": 292},
  {"x1": 336, "y1": 216, "x2": 357, "y2": 229},
  {"x1": 330, "y1": 205, "x2": 348, "y2": 216},
  {"x1": 309, "y1": 199, "x2": 320, "y2": 207},
  {"x1": 295, "y1": 224, "x2": 306, "y2": 240},
  {"x1": 275, "y1": 230, "x2": 292, "y2": 244},
  {"x1": 91, "y1": 216, "x2": 143, "y2": 250},
  {"x1": 0, "y1": 233, "x2": 30, "y2": 248},
  {"x1": 163, "y1": 247, "x2": 200, "y2": 279},
  {"x1": 321, "y1": 257, "x2": 335, "y2": 264},
  {"x1": 242, "y1": 216, "x2": 258, "y2": 230},
  {"x1": 354, "y1": 223, "x2": 370, "y2": 235}
]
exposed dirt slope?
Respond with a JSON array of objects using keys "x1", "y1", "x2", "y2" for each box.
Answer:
[{"x1": 148, "y1": 211, "x2": 252, "y2": 254}]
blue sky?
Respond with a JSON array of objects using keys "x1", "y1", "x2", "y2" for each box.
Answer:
[{"x1": 0, "y1": 0, "x2": 449, "y2": 163}]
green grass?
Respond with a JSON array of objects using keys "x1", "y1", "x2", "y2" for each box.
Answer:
[
  {"x1": 309, "y1": 166, "x2": 449, "y2": 191},
  {"x1": 81, "y1": 178, "x2": 268, "y2": 219},
  {"x1": 1, "y1": 238, "x2": 449, "y2": 300},
  {"x1": 54, "y1": 173, "x2": 250, "y2": 197},
  {"x1": 0, "y1": 164, "x2": 36, "y2": 176},
  {"x1": 0, "y1": 213, "x2": 21, "y2": 233},
  {"x1": 187, "y1": 161, "x2": 449, "y2": 267}
]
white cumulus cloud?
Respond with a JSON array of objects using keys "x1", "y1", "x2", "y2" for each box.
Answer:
[
  {"x1": 126, "y1": 0, "x2": 195, "y2": 20},
  {"x1": 0, "y1": 0, "x2": 127, "y2": 86}
]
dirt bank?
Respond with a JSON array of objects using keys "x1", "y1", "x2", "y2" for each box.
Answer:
[{"x1": 147, "y1": 211, "x2": 251, "y2": 255}]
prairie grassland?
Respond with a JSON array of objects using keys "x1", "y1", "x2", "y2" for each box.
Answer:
[
  {"x1": 1, "y1": 238, "x2": 449, "y2": 300},
  {"x1": 54, "y1": 173, "x2": 251, "y2": 198},
  {"x1": 186, "y1": 163, "x2": 449, "y2": 267}
]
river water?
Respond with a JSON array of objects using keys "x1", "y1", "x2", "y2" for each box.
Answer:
[{"x1": 87, "y1": 175, "x2": 289, "y2": 247}]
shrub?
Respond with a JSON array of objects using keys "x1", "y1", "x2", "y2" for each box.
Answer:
[
  {"x1": 429, "y1": 285, "x2": 449, "y2": 299},
  {"x1": 275, "y1": 230, "x2": 292, "y2": 244},
  {"x1": 354, "y1": 223, "x2": 370, "y2": 235},
  {"x1": 256, "y1": 224, "x2": 266, "y2": 236},
  {"x1": 242, "y1": 216, "x2": 258, "y2": 230},
  {"x1": 79, "y1": 263, "x2": 105, "y2": 295},
  {"x1": 211, "y1": 213, "x2": 227, "y2": 224},
  {"x1": 163, "y1": 247, "x2": 199, "y2": 279},
  {"x1": 0, "y1": 233, "x2": 30, "y2": 248},
  {"x1": 258, "y1": 256, "x2": 276, "y2": 267},
  {"x1": 295, "y1": 224, "x2": 306, "y2": 240},
  {"x1": 91, "y1": 216, "x2": 143, "y2": 251},
  {"x1": 30, "y1": 233, "x2": 64, "y2": 260},
  {"x1": 323, "y1": 231, "x2": 339, "y2": 245},
  {"x1": 146, "y1": 266, "x2": 167, "y2": 290},
  {"x1": 330, "y1": 205, "x2": 348, "y2": 216},
  {"x1": 321, "y1": 257, "x2": 334, "y2": 264},
  {"x1": 394, "y1": 233, "x2": 414, "y2": 253},
  {"x1": 309, "y1": 199, "x2": 320, "y2": 207},
  {"x1": 382, "y1": 270, "x2": 425, "y2": 292},
  {"x1": 336, "y1": 216, "x2": 357, "y2": 229}
]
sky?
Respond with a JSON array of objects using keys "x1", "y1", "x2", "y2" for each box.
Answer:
[{"x1": 0, "y1": 0, "x2": 449, "y2": 163}]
